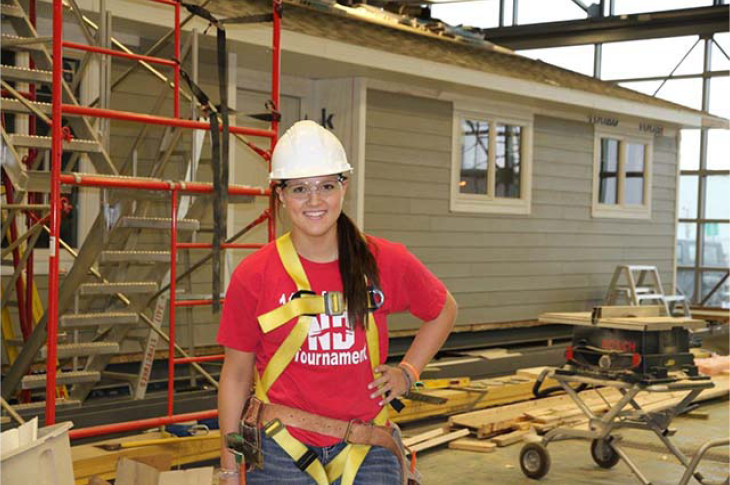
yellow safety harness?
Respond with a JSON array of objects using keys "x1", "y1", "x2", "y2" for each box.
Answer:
[{"x1": 253, "y1": 232, "x2": 389, "y2": 485}]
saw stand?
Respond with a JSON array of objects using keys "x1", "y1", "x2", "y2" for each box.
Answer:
[{"x1": 519, "y1": 369, "x2": 727, "y2": 485}]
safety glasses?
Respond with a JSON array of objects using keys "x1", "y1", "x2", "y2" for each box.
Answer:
[{"x1": 280, "y1": 176, "x2": 345, "y2": 200}]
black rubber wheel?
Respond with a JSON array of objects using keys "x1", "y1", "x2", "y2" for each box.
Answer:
[
  {"x1": 591, "y1": 438, "x2": 621, "y2": 469},
  {"x1": 520, "y1": 442, "x2": 551, "y2": 480}
]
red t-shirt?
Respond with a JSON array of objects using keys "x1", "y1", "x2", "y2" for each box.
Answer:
[{"x1": 217, "y1": 235, "x2": 447, "y2": 446}]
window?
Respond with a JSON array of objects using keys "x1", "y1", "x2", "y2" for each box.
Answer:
[
  {"x1": 592, "y1": 130, "x2": 652, "y2": 219},
  {"x1": 451, "y1": 108, "x2": 532, "y2": 214}
]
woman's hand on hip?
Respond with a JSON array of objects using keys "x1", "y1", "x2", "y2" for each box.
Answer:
[{"x1": 368, "y1": 365, "x2": 410, "y2": 406}]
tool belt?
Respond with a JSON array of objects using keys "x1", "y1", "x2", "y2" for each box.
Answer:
[{"x1": 239, "y1": 397, "x2": 420, "y2": 485}]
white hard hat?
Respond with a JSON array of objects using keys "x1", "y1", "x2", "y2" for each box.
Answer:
[{"x1": 269, "y1": 120, "x2": 353, "y2": 181}]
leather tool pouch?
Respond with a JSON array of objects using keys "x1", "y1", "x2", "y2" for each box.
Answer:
[
  {"x1": 390, "y1": 423, "x2": 422, "y2": 485},
  {"x1": 240, "y1": 397, "x2": 264, "y2": 471}
]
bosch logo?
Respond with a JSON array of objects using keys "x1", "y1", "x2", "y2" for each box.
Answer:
[{"x1": 601, "y1": 339, "x2": 636, "y2": 352}]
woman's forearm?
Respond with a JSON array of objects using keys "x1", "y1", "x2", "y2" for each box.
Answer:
[
  {"x1": 218, "y1": 349, "x2": 256, "y2": 470},
  {"x1": 402, "y1": 291, "x2": 458, "y2": 375}
]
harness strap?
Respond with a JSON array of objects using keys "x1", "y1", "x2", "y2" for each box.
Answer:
[
  {"x1": 264, "y1": 419, "x2": 330, "y2": 485},
  {"x1": 258, "y1": 291, "x2": 343, "y2": 333},
  {"x1": 252, "y1": 232, "x2": 395, "y2": 485}
]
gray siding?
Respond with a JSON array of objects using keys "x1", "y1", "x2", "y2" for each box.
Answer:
[{"x1": 364, "y1": 89, "x2": 678, "y2": 331}]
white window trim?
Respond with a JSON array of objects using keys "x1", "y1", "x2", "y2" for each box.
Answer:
[
  {"x1": 450, "y1": 105, "x2": 533, "y2": 215},
  {"x1": 592, "y1": 127, "x2": 653, "y2": 220}
]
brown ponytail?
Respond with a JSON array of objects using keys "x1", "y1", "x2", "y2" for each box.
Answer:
[{"x1": 337, "y1": 213, "x2": 380, "y2": 329}]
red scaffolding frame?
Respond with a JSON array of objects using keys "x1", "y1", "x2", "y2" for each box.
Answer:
[{"x1": 47, "y1": 0, "x2": 282, "y2": 436}]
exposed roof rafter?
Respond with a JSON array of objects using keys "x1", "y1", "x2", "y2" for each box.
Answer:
[{"x1": 474, "y1": 5, "x2": 729, "y2": 49}]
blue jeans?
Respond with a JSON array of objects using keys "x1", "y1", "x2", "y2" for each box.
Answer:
[{"x1": 246, "y1": 434, "x2": 401, "y2": 484}]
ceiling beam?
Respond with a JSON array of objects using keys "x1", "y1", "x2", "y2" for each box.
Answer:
[{"x1": 474, "y1": 5, "x2": 729, "y2": 50}]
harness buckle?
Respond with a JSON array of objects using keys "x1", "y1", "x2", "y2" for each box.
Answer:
[
  {"x1": 295, "y1": 449, "x2": 319, "y2": 472},
  {"x1": 368, "y1": 288, "x2": 385, "y2": 312},
  {"x1": 323, "y1": 291, "x2": 345, "y2": 316},
  {"x1": 263, "y1": 417, "x2": 285, "y2": 437},
  {"x1": 344, "y1": 418, "x2": 367, "y2": 444}
]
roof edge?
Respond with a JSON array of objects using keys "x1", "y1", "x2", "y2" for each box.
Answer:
[{"x1": 276, "y1": 29, "x2": 705, "y2": 127}]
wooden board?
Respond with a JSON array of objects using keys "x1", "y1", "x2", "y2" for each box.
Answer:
[
  {"x1": 402, "y1": 427, "x2": 447, "y2": 448},
  {"x1": 492, "y1": 429, "x2": 530, "y2": 447},
  {"x1": 449, "y1": 375, "x2": 729, "y2": 448},
  {"x1": 691, "y1": 308, "x2": 730, "y2": 324},
  {"x1": 392, "y1": 373, "x2": 556, "y2": 424},
  {"x1": 72, "y1": 431, "x2": 220, "y2": 485},
  {"x1": 539, "y1": 312, "x2": 706, "y2": 331},
  {"x1": 592, "y1": 306, "x2": 664, "y2": 318},
  {"x1": 407, "y1": 429, "x2": 470, "y2": 453},
  {"x1": 448, "y1": 438, "x2": 496, "y2": 453}
]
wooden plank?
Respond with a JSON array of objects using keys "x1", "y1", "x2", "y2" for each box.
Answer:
[
  {"x1": 593, "y1": 305, "x2": 664, "y2": 318},
  {"x1": 72, "y1": 431, "x2": 220, "y2": 485},
  {"x1": 448, "y1": 389, "x2": 614, "y2": 430},
  {"x1": 492, "y1": 429, "x2": 531, "y2": 447},
  {"x1": 539, "y1": 312, "x2": 706, "y2": 331},
  {"x1": 402, "y1": 427, "x2": 447, "y2": 448},
  {"x1": 448, "y1": 438, "x2": 496, "y2": 453},
  {"x1": 392, "y1": 373, "x2": 550, "y2": 424},
  {"x1": 691, "y1": 308, "x2": 730, "y2": 323},
  {"x1": 478, "y1": 418, "x2": 525, "y2": 439},
  {"x1": 511, "y1": 421, "x2": 533, "y2": 431},
  {"x1": 88, "y1": 477, "x2": 112, "y2": 485},
  {"x1": 516, "y1": 367, "x2": 551, "y2": 380},
  {"x1": 408, "y1": 429, "x2": 470, "y2": 453}
]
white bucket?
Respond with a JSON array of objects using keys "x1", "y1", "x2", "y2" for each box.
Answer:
[{"x1": 1, "y1": 421, "x2": 74, "y2": 485}]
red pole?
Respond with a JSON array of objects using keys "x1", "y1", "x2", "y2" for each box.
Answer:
[
  {"x1": 173, "y1": 354, "x2": 224, "y2": 364},
  {"x1": 173, "y1": 1, "x2": 180, "y2": 119},
  {"x1": 61, "y1": 105, "x2": 276, "y2": 138},
  {"x1": 268, "y1": 0, "x2": 282, "y2": 242},
  {"x1": 27, "y1": 0, "x2": 38, "y2": 335},
  {"x1": 57, "y1": 173, "x2": 270, "y2": 196},
  {"x1": 62, "y1": 42, "x2": 177, "y2": 66},
  {"x1": 47, "y1": 0, "x2": 64, "y2": 426},
  {"x1": 168, "y1": 189, "x2": 178, "y2": 417},
  {"x1": 174, "y1": 299, "x2": 225, "y2": 307},
  {"x1": 68, "y1": 409, "x2": 219, "y2": 439}
]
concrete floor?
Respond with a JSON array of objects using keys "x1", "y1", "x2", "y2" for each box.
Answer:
[{"x1": 406, "y1": 399, "x2": 730, "y2": 485}]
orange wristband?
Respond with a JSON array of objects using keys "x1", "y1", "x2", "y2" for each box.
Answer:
[{"x1": 398, "y1": 361, "x2": 420, "y2": 382}]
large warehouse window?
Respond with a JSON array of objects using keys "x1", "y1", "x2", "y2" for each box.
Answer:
[
  {"x1": 451, "y1": 108, "x2": 532, "y2": 214},
  {"x1": 592, "y1": 131, "x2": 653, "y2": 219}
]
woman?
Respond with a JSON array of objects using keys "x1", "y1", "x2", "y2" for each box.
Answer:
[{"x1": 217, "y1": 120, "x2": 457, "y2": 485}]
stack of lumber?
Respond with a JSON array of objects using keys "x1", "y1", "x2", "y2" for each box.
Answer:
[
  {"x1": 72, "y1": 431, "x2": 220, "y2": 485},
  {"x1": 401, "y1": 374, "x2": 729, "y2": 456},
  {"x1": 391, "y1": 369, "x2": 557, "y2": 424},
  {"x1": 448, "y1": 374, "x2": 729, "y2": 448}
]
